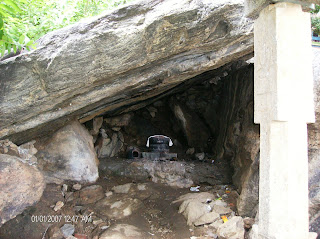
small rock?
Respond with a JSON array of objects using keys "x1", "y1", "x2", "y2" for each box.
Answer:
[
  {"x1": 54, "y1": 201, "x2": 64, "y2": 211},
  {"x1": 243, "y1": 217, "x2": 255, "y2": 229},
  {"x1": 80, "y1": 185, "x2": 105, "y2": 204},
  {"x1": 186, "y1": 148, "x2": 195, "y2": 155},
  {"x1": 92, "y1": 217, "x2": 104, "y2": 225},
  {"x1": 137, "y1": 184, "x2": 147, "y2": 191},
  {"x1": 47, "y1": 225, "x2": 64, "y2": 239},
  {"x1": 194, "y1": 211, "x2": 220, "y2": 226},
  {"x1": 217, "y1": 216, "x2": 244, "y2": 239},
  {"x1": 60, "y1": 224, "x2": 75, "y2": 237},
  {"x1": 112, "y1": 127, "x2": 121, "y2": 131},
  {"x1": 112, "y1": 183, "x2": 132, "y2": 194},
  {"x1": 62, "y1": 184, "x2": 68, "y2": 193},
  {"x1": 195, "y1": 152, "x2": 205, "y2": 161},
  {"x1": 73, "y1": 183, "x2": 82, "y2": 190},
  {"x1": 105, "y1": 191, "x2": 113, "y2": 197}
]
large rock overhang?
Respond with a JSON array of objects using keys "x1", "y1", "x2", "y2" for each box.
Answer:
[{"x1": 0, "y1": 0, "x2": 253, "y2": 144}]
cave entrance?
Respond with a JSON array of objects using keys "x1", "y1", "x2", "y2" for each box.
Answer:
[
  {"x1": 84, "y1": 59, "x2": 258, "y2": 217},
  {"x1": 0, "y1": 60, "x2": 259, "y2": 239}
]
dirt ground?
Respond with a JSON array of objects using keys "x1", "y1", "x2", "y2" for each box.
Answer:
[{"x1": 0, "y1": 170, "x2": 238, "y2": 239}]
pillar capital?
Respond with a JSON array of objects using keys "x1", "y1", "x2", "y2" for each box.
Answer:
[{"x1": 245, "y1": 0, "x2": 320, "y2": 19}]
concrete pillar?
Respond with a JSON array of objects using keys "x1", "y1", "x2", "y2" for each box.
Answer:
[{"x1": 252, "y1": 2, "x2": 315, "y2": 239}]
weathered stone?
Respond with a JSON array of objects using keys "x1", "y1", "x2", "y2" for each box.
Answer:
[
  {"x1": 194, "y1": 211, "x2": 220, "y2": 226},
  {"x1": 105, "y1": 191, "x2": 113, "y2": 197},
  {"x1": 179, "y1": 200, "x2": 212, "y2": 226},
  {"x1": 195, "y1": 152, "x2": 205, "y2": 161},
  {"x1": 245, "y1": 0, "x2": 318, "y2": 19},
  {"x1": 47, "y1": 225, "x2": 64, "y2": 239},
  {"x1": 170, "y1": 99, "x2": 210, "y2": 149},
  {"x1": 53, "y1": 201, "x2": 64, "y2": 212},
  {"x1": 243, "y1": 217, "x2": 255, "y2": 229},
  {"x1": 0, "y1": 0, "x2": 253, "y2": 144},
  {"x1": 104, "y1": 113, "x2": 133, "y2": 127},
  {"x1": 212, "y1": 205, "x2": 232, "y2": 215},
  {"x1": 60, "y1": 224, "x2": 75, "y2": 238},
  {"x1": 97, "y1": 132, "x2": 123, "y2": 158},
  {"x1": 0, "y1": 140, "x2": 38, "y2": 165},
  {"x1": 216, "y1": 216, "x2": 244, "y2": 239},
  {"x1": 0, "y1": 154, "x2": 45, "y2": 225},
  {"x1": 214, "y1": 65, "x2": 260, "y2": 218},
  {"x1": 101, "y1": 158, "x2": 230, "y2": 188},
  {"x1": 36, "y1": 121, "x2": 99, "y2": 183},
  {"x1": 174, "y1": 192, "x2": 216, "y2": 204},
  {"x1": 112, "y1": 183, "x2": 132, "y2": 194},
  {"x1": 90, "y1": 117, "x2": 104, "y2": 136},
  {"x1": 99, "y1": 224, "x2": 149, "y2": 239},
  {"x1": 73, "y1": 183, "x2": 82, "y2": 191},
  {"x1": 79, "y1": 185, "x2": 105, "y2": 204}
]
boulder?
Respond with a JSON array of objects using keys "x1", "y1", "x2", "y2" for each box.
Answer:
[
  {"x1": 36, "y1": 121, "x2": 99, "y2": 183},
  {"x1": 176, "y1": 192, "x2": 217, "y2": 226},
  {"x1": 216, "y1": 216, "x2": 245, "y2": 239},
  {"x1": 0, "y1": 0, "x2": 253, "y2": 144},
  {"x1": 0, "y1": 154, "x2": 45, "y2": 225},
  {"x1": 194, "y1": 211, "x2": 220, "y2": 226}
]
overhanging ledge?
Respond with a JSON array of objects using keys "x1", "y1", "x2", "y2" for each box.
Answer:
[{"x1": 245, "y1": 0, "x2": 320, "y2": 18}]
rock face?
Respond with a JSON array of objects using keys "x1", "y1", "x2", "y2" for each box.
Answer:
[
  {"x1": 36, "y1": 120, "x2": 99, "y2": 183},
  {"x1": 0, "y1": 0, "x2": 253, "y2": 144},
  {"x1": 214, "y1": 64, "x2": 260, "y2": 217},
  {"x1": 0, "y1": 154, "x2": 45, "y2": 226},
  {"x1": 171, "y1": 99, "x2": 210, "y2": 149}
]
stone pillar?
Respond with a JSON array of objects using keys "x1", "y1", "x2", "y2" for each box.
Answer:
[{"x1": 248, "y1": 1, "x2": 315, "y2": 239}]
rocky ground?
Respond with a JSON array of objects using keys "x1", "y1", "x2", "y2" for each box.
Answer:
[{"x1": 0, "y1": 171, "x2": 253, "y2": 239}]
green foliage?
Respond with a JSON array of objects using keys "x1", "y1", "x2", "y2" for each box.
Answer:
[
  {"x1": 312, "y1": 17, "x2": 320, "y2": 36},
  {"x1": 312, "y1": 5, "x2": 320, "y2": 37},
  {"x1": 0, "y1": 0, "x2": 135, "y2": 57}
]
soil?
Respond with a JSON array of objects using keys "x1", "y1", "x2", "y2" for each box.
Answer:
[{"x1": 0, "y1": 171, "x2": 238, "y2": 239}]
